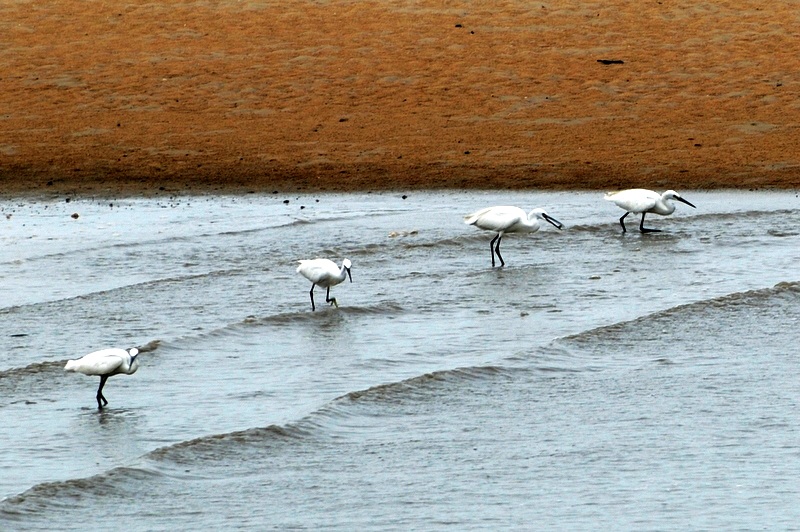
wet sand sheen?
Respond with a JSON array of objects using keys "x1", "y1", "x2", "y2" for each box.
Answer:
[{"x1": 2, "y1": 0, "x2": 800, "y2": 197}]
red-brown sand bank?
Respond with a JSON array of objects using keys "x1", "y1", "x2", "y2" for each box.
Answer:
[{"x1": 2, "y1": 0, "x2": 800, "y2": 196}]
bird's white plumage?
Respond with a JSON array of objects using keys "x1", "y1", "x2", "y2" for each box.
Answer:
[
  {"x1": 296, "y1": 258, "x2": 351, "y2": 288},
  {"x1": 604, "y1": 189, "x2": 696, "y2": 233},
  {"x1": 605, "y1": 189, "x2": 683, "y2": 216},
  {"x1": 464, "y1": 206, "x2": 563, "y2": 266},
  {"x1": 465, "y1": 206, "x2": 550, "y2": 234},
  {"x1": 297, "y1": 258, "x2": 353, "y2": 310},
  {"x1": 65, "y1": 347, "x2": 140, "y2": 408},
  {"x1": 65, "y1": 348, "x2": 139, "y2": 376}
]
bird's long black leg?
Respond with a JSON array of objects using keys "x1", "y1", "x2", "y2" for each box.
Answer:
[
  {"x1": 619, "y1": 212, "x2": 629, "y2": 233},
  {"x1": 639, "y1": 212, "x2": 661, "y2": 233},
  {"x1": 325, "y1": 286, "x2": 338, "y2": 308},
  {"x1": 494, "y1": 235, "x2": 505, "y2": 267},
  {"x1": 96, "y1": 375, "x2": 109, "y2": 409},
  {"x1": 309, "y1": 284, "x2": 316, "y2": 311},
  {"x1": 489, "y1": 234, "x2": 499, "y2": 267}
]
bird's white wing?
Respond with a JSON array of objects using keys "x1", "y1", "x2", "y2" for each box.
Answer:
[
  {"x1": 464, "y1": 206, "x2": 495, "y2": 224},
  {"x1": 65, "y1": 350, "x2": 125, "y2": 375},
  {"x1": 297, "y1": 259, "x2": 337, "y2": 283},
  {"x1": 464, "y1": 206, "x2": 524, "y2": 231},
  {"x1": 606, "y1": 189, "x2": 659, "y2": 212}
]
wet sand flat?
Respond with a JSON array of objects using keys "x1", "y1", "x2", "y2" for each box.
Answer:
[{"x1": 1, "y1": 0, "x2": 799, "y2": 196}]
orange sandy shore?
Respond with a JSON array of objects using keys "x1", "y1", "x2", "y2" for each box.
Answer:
[{"x1": 2, "y1": 0, "x2": 800, "y2": 197}]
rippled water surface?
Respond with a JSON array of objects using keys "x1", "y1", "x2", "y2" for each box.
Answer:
[{"x1": 1, "y1": 190, "x2": 799, "y2": 530}]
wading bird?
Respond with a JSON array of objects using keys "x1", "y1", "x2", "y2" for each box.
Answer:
[
  {"x1": 297, "y1": 258, "x2": 352, "y2": 311},
  {"x1": 464, "y1": 206, "x2": 563, "y2": 267},
  {"x1": 65, "y1": 348, "x2": 140, "y2": 409},
  {"x1": 604, "y1": 189, "x2": 696, "y2": 233}
]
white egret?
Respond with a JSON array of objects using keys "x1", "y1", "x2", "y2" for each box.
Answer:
[
  {"x1": 604, "y1": 189, "x2": 696, "y2": 233},
  {"x1": 64, "y1": 348, "x2": 140, "y2": 409},
  {"x1": 464, "y1": 206, "x2": 563, "y2": 267},
  {"x1": 297, "y1": 258, "x2": 352, "y2": 311}
]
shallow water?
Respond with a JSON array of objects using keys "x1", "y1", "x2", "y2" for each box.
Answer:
[{"x1": 1, "y1": 190, "x2": 799, "y2": 529}]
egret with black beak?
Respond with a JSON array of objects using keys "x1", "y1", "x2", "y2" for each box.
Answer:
[
  {"x1": 65, "y1": 348, "x2": 140, "y2": 409},
  {"x1": 604, "y1": 189, "x2": 696, "y2": 233},
  {"x1": 464, "y1": 206, "x2": 563, "y2": 267},
  {"x1": 297, "y1": 258, "x2": 353, "y2": 311}
]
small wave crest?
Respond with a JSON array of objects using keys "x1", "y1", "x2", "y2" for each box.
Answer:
[
  {"x1": 145, "y1": 424, "x2": 311, "y2": 465},
  {"x1": 136, "y1": 339, "x2": 162, "y2": 353},
  {"x1": 0, "y1": 360, "x2": 65, "y2": 380},
  {"x1": 269, "y1": 303, "x2": 404, "y2": 321},
  {"x1": 0, "y1": 362, "x2": 543, "y2": 512},
  {"x1": 558, "y1": 280, "x2": 800, "y2": 347},
  {"x1": 1, "y1": 466, "x2": 163, "y2": 518},
  {"x1": 0, "y1": 270, "x2": 245, "y2": 315},
  {"x1": 142, "y1": 364, "x2": 513, "y2": 466},
  {"x1": 155, "y1": 304, "x2": 405, "y2": 351},
  {"x1": 338, "y1": 365, "x2": 509, "y2": 404}
]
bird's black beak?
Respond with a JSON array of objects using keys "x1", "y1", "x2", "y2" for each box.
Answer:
[
  {"x1": 676, "y1": 196, "x2": 696, "y2": 209},
  {"x1": 543, "y1": 213, "x2": 563, "y2": 230},
  {"x1": 347, "y1": 268, "x2": 352, "y2": 283}
]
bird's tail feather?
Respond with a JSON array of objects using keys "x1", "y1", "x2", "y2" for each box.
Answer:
[{"x1": 464, "y1": 208, "x2": 490, "y2": 225}]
